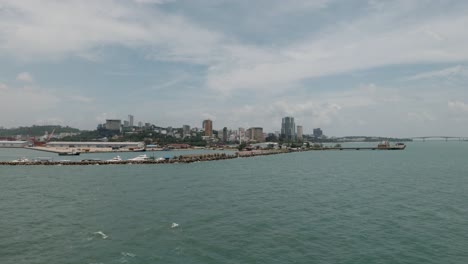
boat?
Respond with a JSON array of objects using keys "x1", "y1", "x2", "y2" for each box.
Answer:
[
  {"x1": 106, "y1": 156, "x2": 122, "y2": 162},
  {"x1": 377, "y1": 141, "x2": 406, "y2": 150},
  {"x1": 127, "y1": 154, "x2": 149, "y2": 161},
  {"x1": 132, "y1": 148, "x2": 146, "y2": 152},
  {"x1": 12, "y1": 157, "x2": 30, "y2": 163},
  {"x1": 393, "y1": 143, "x2": 407, "y2": 149},
  {"x1": 34, "y1": 157, "x2": 53, "y2": 162},
  {"x1": 58, "y1": 150, "x2": 80, "y2": 156}
]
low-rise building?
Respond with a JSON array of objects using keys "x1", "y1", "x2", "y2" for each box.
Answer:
[
  {"x1": 250, "y1": 142, "x2": 279, "y2": 149},
  {"x1": 46, "y1": 141, "x2": 144, "y2": 149},
  {"x1": 0, "y1": 141, "x2": 29, "y2": 148}
]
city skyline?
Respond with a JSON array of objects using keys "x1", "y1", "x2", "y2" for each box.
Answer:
[{"x1": 1, "y1": 1, "x2": 468, "y2": 137}]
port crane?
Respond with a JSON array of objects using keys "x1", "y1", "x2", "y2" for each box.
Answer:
[{"x1": 30, "y1": 128, "x2": 56, "y2": 146}]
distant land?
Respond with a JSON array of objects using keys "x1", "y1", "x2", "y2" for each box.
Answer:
[{"x1": 0, "y1": 125, "x2": 413, "y2": 145}]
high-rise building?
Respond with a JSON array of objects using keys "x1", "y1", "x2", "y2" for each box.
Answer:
[
  {"x1": 222, "y1": 127, "x2": 228, "y2": 142},
  {"x1": 203, "y1": 119, "x2": 213, "y2": 137},
  {"x1": 247, "y1": 127, "x2": 264, "y2": 142},
  {"x1": 297, "y1": 125, "x2": 303, "y2": 141},
  {"x1": 105, "y1": 119, "x2": 121, "y2": 131},
  {"x1": 281, "y1": 117, "x2": 296, "y2": 141},
  {"x1": 182, "y1": 125, "x2": 191, "y2": 138},
  {"x1": 313, "y1": 128, "x2": 323, "y2": 138},
  {"x1": 238, "y1": 127, "x2": 245, "y2": 143},
  {"x1": 128, "y1": 115, "x2": 134, "y2": 127}
]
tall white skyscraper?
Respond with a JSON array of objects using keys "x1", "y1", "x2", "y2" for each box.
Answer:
[
  {"x1": 128, "y1": 115, "x2": 134, "y2": 127},
  {"x1": 297, "y1": 125, "x2": 303, "y2": 141}
]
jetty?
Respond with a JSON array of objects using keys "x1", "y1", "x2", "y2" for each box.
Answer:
[{"x1": 0, "y1": 143, "x2": 406, "y2": 166}]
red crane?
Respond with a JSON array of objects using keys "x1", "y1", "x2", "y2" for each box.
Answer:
[{"x1": 30, "y1": 128, "x2": 56, "y2": 147}]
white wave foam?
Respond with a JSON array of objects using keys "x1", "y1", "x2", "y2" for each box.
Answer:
[
  {"x1": 93, "y1": 231, "x2": 108, "y2": 239},
  {"x1": 171, "y1": 223, "x2": 179, "y2": 228},
  {"x1": 121, "y1": 252, "x2": 136, "y2": 257}
]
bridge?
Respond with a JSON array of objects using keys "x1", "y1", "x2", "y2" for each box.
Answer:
[{"x1": 411, "y1": 136, "x2": 468, "y2": 142}]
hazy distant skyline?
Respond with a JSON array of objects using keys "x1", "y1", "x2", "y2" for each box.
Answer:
[{"x1": 1, "y1": 0, "x2": 468, "y2": 137}]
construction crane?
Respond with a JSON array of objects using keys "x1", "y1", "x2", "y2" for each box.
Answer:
[{"x1": 30, "y1": 128, "x2": 56, "y2": 147}]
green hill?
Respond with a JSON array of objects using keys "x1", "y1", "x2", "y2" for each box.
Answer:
[{"x1": 0, "y1": 125, "x2": 81, "y2": 137}]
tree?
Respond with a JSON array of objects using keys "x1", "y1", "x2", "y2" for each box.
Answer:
[{"x1": 238, "y1": 142, "x2": 247, "y2": 151}]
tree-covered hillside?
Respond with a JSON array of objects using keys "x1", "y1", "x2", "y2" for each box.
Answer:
[{"x1": 0, "y1": 125, "x2": 80, "y2": 137}]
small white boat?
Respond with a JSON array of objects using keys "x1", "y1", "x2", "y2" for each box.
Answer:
[
  {"x1": 107, "y1": 156, "x2": 122, "y2": 162},
  {"x1": 34, "y1": 157, "x2": 53, "y2": 162},
  {"x1": 12, "y1": 157, "x2": 29, "y2": 163},
  {"x1": 127, "y1": 154, "x2": 149, "y2": 161}
]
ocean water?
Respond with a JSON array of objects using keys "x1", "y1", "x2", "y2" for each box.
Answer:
[{"x1": 1, "y1": 142, "x2": 467, "y2": 264}]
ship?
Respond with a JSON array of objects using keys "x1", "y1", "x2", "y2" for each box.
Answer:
[
  {"x1": 377, "y1": 141, "x2": 406, "y2": 150},
  {"x1": 58, "y1": 150, "x2": 80, "y2": 156}
]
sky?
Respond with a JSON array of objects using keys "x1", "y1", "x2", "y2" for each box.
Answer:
[{"x1": 1, "y1": 0, "x2": 468, "y2": 137}]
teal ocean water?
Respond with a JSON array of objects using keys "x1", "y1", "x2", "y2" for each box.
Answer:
[{"x1": 1, "y1": 142, "x2": 467, "y2": 263}]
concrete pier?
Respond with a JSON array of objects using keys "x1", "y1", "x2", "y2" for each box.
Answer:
[{"x1": 1, "y1": 145, "x2": 406, "y2": 166}]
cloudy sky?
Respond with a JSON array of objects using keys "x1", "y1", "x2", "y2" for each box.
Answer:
[{"x1": 1, "y1": 0, "x2": 468, "y2": 137}]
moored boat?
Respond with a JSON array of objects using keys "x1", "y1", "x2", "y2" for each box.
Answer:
[
  {"x1": 58, "y1": 150, "x2": 80, "y2": 156},
  {"x1": 12, "y1": 157, "x2": 30, "y2": 163},
  {"x1": 377, "y1": 141, "x2": 406, "y2": 150},
  {"x1": 107, "y1": 156, "x2": 122, "y2": 162},
  {"x1": 127, "y1": 154, "x2": 149, "y2": 161}
]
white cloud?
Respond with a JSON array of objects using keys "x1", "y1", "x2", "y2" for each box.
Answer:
[
  {"x1": 206, "y1": 2, "x2": 468, "y2": 94},
  {"x1": 407, "y1": 111, "x2": 437, "y2": 122},
  {"x1": 0, "y1": 83, "x2": 8, "y2": 91},
  {"x1": 1, "y1": 0, "x2": 468, "y2": 136},
  {"x1": 34, "y1": 118, "x2": 65, "y2": 126},
  {"x1": 16, "y1": 72, "x2": 33, "y2": 83},
  {"x1": 0, "y1": 84, "x2": 61, "y2": 127},
  {"x1": 448, "y1": 100, "x2": 468, "y2": 113},
  {"x1": 67, "y1": 95, "x2": 95, "y2": 104},
  {"x1": 0, "y1": 0, "x2": 222, "y2": 62},
  {"x1": 407, "y1": 65, "x2": 468, "y2": 81}
]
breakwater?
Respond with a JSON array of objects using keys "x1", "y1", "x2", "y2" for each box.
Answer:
[
  {"x1": 0, "y1": 150, "x2": 291, "y2": 166},
  {"x1": 0, "y1": 146, "x2": 405, "y2": 166}
]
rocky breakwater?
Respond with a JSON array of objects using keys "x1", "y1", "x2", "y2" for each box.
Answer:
[
  {"x1": 0, "y1": 150, "x2": 301, "y2": 166},
  {"x1": 0, "y1": 153, "x2": 239, "y2": 166}
]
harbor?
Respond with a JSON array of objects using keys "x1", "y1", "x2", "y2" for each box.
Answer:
[{"x1": 0, "y1": 142, "x2": 406, "y2": 166}]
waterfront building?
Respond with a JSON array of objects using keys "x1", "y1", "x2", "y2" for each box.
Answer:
[
  {"x1": 313, "y1": 128, "x2": 323, "y2": 138},
  {"x1": 247, "y1": 127, "x2": 264, "y2": 142},
  {"x1": 203, "y1": 119, "x2": 213, "y2": 137},
  {"x1": 128, "y1": 115, "x2": 134, "y2": 127},
  {"x1": 46, "y1": 141, "x2": 144, "y2": 149},
  {"x1": 297, "y1": 126, "x2": 303, "y2": 141},
  {"x1": 250, "y1": 142, "x2": 279, "y2": 149},
  {"x1": 281, "y1": 117, "x2": 296, "y2": 141},
  {"x1": 105, "y1": 119, "x2": 121, "y2": 131},
  {"x1": 0, "y1": 141, "x2": 28, "y2": 148}
]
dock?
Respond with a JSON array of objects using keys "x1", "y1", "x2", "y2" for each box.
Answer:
[{"x1": 0, "y1": 144, "x2": 406, "y2": 166}]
